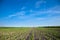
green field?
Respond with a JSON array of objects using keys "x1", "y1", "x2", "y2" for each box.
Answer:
[{"x1": 0, "y1": 27, "x2": 60, "y2": 40}]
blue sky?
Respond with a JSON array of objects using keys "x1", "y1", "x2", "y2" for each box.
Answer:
[{"x1": 0, "y1": 0, "x2": 60, "y2": 27}]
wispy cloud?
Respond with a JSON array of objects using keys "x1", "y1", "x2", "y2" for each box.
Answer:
[
  {"x1": 7, "y1": 15, "x2": 16, "y2": 18},
  {"x1": 21, "y1": 7, "x2": 26, "y2": 10},
  {"x1": 29, "y1": 5, "x2": 60, "y2": 16},
  {"x1": 6, "y1": 11, "x2": 26, "y2": 18},
  {"x1": 35, "y1": 0, "x2": 46, "y2": 8},
  {"x1": 36, "y1": 17, "x2": 46, "y2": 20},
  {"x1": 29, "y1": 10, "x2": 33, "y2": 12},
  {"x1": 5, "y1": 5, "x2": 60, "y2": 19},
  {"x1": 46, "y1": 5, "x2": 60, "y2": 13}
]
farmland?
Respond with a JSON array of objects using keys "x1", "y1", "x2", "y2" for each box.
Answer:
[{"x1": 0, "y1": 27, "x2": 60, "y2": 40}]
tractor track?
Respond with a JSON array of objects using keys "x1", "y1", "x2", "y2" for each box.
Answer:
[{"x1": 26, "y1": 31, "x2": 33, "y2": 40}]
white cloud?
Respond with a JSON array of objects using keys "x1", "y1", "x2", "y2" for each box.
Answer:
[
  {"x1": 35, "y1": 0, "x2": 46, "y2": 8},
  {"x1": 6, "y1": 11, "x2": 26, "y2": 18},
  {"x1": 21, "y1": 7, "x2": 26, "y2": 10},
  {"x1": 37, "y1": 10, "x2": 60, "y2": 14},
  {"x1": 29, "y1": 10, "x2": 33, "y2": 12},
  {"x1": 16, "y1": 11, "x2": 25, "y2": 16},
  {"x1": 5, "y1": 5, "x2": 60, "y2": 19},
  {"x1": 7, "y1": 15, "x2": 16, "y2": 18},
  {"x1": 49, "y1": 6, "x2": 60, "y2": 11},
  {"x1": 36, "y1": 18, "x2": 45, "y2": 20},
  {"x1": 46, "y1": 5, "x2": 60, "y2": 13},
  {"x1": 30, "y1": 5, "x2": 60, "y2": 16}
]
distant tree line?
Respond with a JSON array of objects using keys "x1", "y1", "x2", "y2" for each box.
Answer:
[{"x1": 38, "y1": 26, "x2": 60, "y2": 28}]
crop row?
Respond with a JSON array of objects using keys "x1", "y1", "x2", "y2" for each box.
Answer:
[{"x1": 0, "y1": 28, "x2": 60, "y2": 40}]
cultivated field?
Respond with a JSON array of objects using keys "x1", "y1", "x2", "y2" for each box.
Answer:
[{"x1": 0, "y1": 27, "x2": 60, "y2": 40}]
